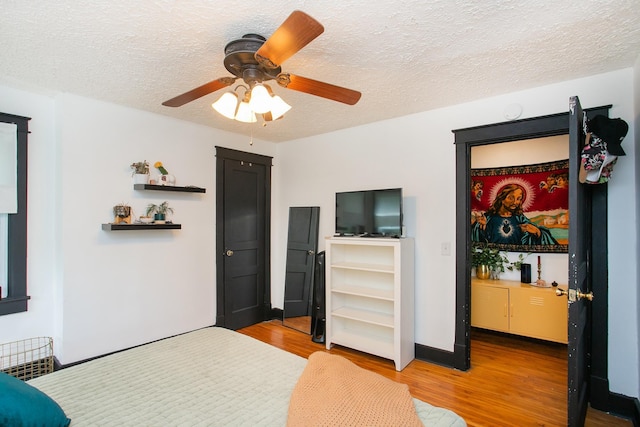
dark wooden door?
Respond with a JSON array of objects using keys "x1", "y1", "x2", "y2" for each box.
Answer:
[
  {"x1": 453, "y1": 103, "x2": 612, "y2": 419},
  {"x1": 283, "y1": 206, "x2": 320, "y2": 320},
  {"x1": 567, "y1": 96, "x2": 593, "y2": 426},
  {"x1": 216, "y1": 147, "x2": 272, "y2": 330}
]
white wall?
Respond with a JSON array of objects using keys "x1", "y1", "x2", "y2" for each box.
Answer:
[
  {"x1": 273, "y1": 68, "x2": 638, "y2": 398},
  {"x1": 0, "y1": 87, "x2": 276, "y2": 363}
]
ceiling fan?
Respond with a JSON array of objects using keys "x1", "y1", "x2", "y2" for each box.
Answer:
[{"x1": 161, "y1": 10, "x2": 362, "y2": 117}]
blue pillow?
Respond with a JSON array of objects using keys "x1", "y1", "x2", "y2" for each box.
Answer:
[{"x1": 0, "y1": 372, "x2": 71, "y2": 427}]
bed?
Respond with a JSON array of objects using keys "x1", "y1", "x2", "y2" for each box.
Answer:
[{"x1": 20, "y1": 327, "x2": 465, "y2": 426}]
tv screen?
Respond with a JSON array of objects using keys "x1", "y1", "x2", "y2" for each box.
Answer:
[{"x1": 335, "y1": 188, "x2": 403, "y2": 237}]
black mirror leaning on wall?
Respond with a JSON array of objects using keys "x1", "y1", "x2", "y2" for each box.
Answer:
[{"x1": 282, "y1": 207, "x2": 320, "y2": 334}]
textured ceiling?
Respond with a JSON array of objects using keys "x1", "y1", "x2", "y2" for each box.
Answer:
[{"x1": 1, "y1": 1, "x2": 639, "y2": 142}]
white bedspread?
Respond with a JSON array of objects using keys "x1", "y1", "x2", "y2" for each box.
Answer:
[{"x1": 28, "y1": 327, "x2": 465, "y2": 426}]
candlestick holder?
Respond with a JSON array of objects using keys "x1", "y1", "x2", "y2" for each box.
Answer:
[{"x1": 535, "y1": 261, "x2": 546, "y2": 286}]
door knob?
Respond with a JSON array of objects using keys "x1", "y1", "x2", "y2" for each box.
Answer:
[
  {"x1": 556, "y1": 288, "x2": 593, "y2": 302},
  {"x1": 577, "y1": 290, "x2": 594, "y2": 301},
  {"x1": 307, "y1": 250, "x2": 315, "y2": 255},
  {"x1": 225, "y1": 249, "x2": 234, "y2": 257}
]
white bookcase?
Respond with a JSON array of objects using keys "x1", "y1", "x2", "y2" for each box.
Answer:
[{"x1": 325, "y1": 237, "x2": 415, "y2": 371}]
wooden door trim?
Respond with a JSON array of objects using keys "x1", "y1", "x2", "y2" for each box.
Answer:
[
  {"x1": 451, "y1": 105, "x2": 611, "y2": 402},
  {"x1": 215, "y1": 147, "x2": 273, "y2": 327},
  {"x1": 450, "y1": 108, "x2": 597, "y2": 375}
]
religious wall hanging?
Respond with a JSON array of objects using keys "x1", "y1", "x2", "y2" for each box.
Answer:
[{"x1": 471, "y1": 159, "x2": 568, "y2": 253}]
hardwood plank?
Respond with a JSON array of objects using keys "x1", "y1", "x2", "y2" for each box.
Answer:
[{"x1": 238, "y1": 321, "x2": 632, "y2": 426}]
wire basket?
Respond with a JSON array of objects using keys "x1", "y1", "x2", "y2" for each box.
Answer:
[{"x1": 0, "y1": 337, "x2": 54, "y2": 381}]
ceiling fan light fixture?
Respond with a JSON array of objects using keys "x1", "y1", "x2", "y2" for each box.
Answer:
[
  {"x1": 269, "y1": 95, "x2": 292, "y2": 120},
  {"x1": 235, "y1": 100, "x2": 257, "y2": 123},
  {"x1": 249, "y1": 84, "x2": 272, "y2": 114},
  {"x1": 212, "y1": 92, "x2": 239, "y2": 119}
]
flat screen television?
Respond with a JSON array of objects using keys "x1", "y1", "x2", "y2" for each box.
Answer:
[{"x1": 335, "y1": 188, "x2": 403, "y2": 237}]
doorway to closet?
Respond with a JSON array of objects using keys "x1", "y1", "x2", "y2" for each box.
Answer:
[
  {"x1": 215, "y1": 147, "x2": 273, "y2": 330},
  {"x1": 453, "y1": 102, "x2": 612, "y2": 426},
  {"x1": 470, "y1": 134, "x2": 570, "y2": 419}
]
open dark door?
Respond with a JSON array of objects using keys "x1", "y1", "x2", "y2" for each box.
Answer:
[
  {"x1": 283, "y1": 207, "x2": 320, "y2": 324},
  {"x1": 216, "y1": 147, "x2": 272, "y2": 330},
  {"x1": 566, "y1": 96, "x2": 593, "y2": 426}
]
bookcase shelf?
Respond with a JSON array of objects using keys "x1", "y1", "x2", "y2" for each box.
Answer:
[{"x1": 325, "y1": 237, "x2": 415, "y2": 371}]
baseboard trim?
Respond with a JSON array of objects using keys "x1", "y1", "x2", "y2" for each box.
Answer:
[
  {"x1": 414, "y1": 342, "x2": 456, "y2": 368},
  {"x1": 53, "y1": 356, "x2": 63, "y2": 371},
  {"x1": 607, "y1": 392, "x2": 640, "y2": 426},
  {"x1": 271, "y1": 308, "x2": 283, "y2": 320},
  {"x1": 590, "y1": 374, "x2": 610, "y2": 410},
  {"x1": 590, "y1": 373, "x2": 639, "y2": 424}
]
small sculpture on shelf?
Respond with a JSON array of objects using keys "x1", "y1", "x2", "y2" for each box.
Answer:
[
  {"x1": 138, "y1": 215, "x2": 154, "y2": 224},
  {"x1": 146, "y1": 201, "x2": 173, "y2": 224},
  {"x1": 113, "y1": 204, "x2": 132, "y2": 224},
  {"x1": 152, "y1": 161, "x2": 176, "y2": 186}
]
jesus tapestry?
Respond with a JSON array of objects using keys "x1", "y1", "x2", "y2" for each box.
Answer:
[{"x1": 471, "y1": 159, "x2": 569, "y2": 253}]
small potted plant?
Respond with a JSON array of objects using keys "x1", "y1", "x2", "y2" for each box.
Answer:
[
  {"x1": 130, "y1": 160, "x2": 150, "y2": 184},
  {"x1": 112, "y1": 203, "x2": 132, "y2": 224},
  {"x1": 471, "y1": 243, "x2": 508, "y2": 280},
  {"x1": 146, "y1": 201, "x2": 173, "y2": 224}
]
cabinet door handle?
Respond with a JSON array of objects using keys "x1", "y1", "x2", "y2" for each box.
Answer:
[{"x1": 510, "y1": 304, "x2": 513, "y2": 317}]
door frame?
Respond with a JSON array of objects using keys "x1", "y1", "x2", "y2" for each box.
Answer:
[
  {"x1": 452, "y1": 106, "x2": 611, "y2": 407},
  {"x1": 215, "y1": 146, "x2": 272, "y2": 328}
]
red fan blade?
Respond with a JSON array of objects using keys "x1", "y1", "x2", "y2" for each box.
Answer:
[
  {"x1": 276, "y1": 73, "x2": 361, "y2": 105},
  {"x1": 255, "y1": 11, "x2": 324, "y2": 69},
  {"x1": 162, "y1": 77, "x2": 236, "y2": 107}
]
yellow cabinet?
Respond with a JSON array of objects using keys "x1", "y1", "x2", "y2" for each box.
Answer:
[
  {"x1": 471, "y1": 285, "x2": 509, "y2": 332},
  {"x1": 471, "y1": 279, "x2": 568, "y2": 344}
]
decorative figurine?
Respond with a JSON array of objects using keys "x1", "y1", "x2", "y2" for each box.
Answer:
[{"x1": 113, "y1": 204, "x2": 132, "y2": 224}]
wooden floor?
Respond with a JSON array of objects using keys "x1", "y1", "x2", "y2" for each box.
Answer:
[{"x1": 238, "y1": 320, "x2": 632, "y2": 427}]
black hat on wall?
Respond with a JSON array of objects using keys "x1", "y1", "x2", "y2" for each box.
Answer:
[{"x1": 587, "y1": 115, "x2": 629, "y2": 156}]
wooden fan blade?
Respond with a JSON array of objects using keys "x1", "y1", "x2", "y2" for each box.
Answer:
[
  {"x1": 276, "y1": 73, "x2": 361, "y2": 105},
  {"x1": 255, "y1": 11, "x2": 324, "y2": 69},
  {"x1": 162, "y1": 77, "x2": 236, "y2": 107}
]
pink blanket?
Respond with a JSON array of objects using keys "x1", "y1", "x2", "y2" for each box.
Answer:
[{"x1": 287, "y1": 352, "x2": 423, "y2": 426}]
